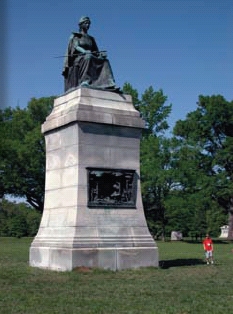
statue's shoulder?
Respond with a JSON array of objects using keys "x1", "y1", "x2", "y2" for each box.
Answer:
[
  {"x1": 71, "y1": 32, "x2": 96, "y2": 41},
  {"x1": 71, "y1": 32, "x2": 82, "y2": 38},
  {"x1": 88, "y1": 34, "x2": 96, "y2": 41}
]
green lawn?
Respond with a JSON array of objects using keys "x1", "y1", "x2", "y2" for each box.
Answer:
[{"x1": 0, "y1": 237, "x2": 233, "y2": 314}]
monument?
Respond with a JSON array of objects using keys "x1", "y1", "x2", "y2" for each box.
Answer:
[
  {"x1": 171, "y1": 231, "x2": 183, "y2": 241},
  {"x1": 29, "y1": 17, "x2": 159, "y2": 271},
  {"x1": 219, "y1": 225, "x2": 229, "y2": 238}
]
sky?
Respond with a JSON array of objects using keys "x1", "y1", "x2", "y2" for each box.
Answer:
[{"x1": 2, "y1": 0, "x2": 233, "y2": 133}]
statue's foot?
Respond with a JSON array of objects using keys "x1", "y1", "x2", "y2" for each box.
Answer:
[
  {"x1": 80, "y1": 81, "x2": 89, "y2": 87},
  {"x1": 79, "y1": 82, "x2": 122, "y2": 94},
  {"x1": 104, "y1": 86, "x2": 122, "y2": 94}
]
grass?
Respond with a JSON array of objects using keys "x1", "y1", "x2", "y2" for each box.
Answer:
[{"x1": 0, "y1": 237, "x2": 233, "y2": 313}]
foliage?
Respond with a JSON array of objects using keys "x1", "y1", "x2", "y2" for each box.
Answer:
[
  {"x1": 1, "y1": 238, "x2": 233, "y2": 313},
  {"x1": 140, "y1": 136, "x2": 176, "y2": 238},
  {"x1": 123, "y1": 82, "x2": 171, "y2": 137},
  {"x1": 121, "y1": 82, "x2": 140, "y2": 110},
  {"x1": 123, "y1": 83, "x2": 173, "y2": 238},
  {"x1": 173, "y1": 95, "x2": 233, "y2": 238},
  {"x1": 0, "y1": 97, "x2": 55, "y2": 212},
  {"x1": 123, "y1": 85, "x2": 232, "y2": 237},
  {"x1": 140, "y1": 86, "x2": 171, "y2": 136},
  {"x1": 0, "y1": 199, "x2": 41, "y2": 237}
]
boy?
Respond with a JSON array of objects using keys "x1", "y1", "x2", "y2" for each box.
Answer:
[{"x1": 203, "y1": 234, "x2": 214, "y2": 265}]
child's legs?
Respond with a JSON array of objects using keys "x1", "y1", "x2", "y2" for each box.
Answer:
[{"x1": 206, "y1": 251, "x2": 213, "y2": 261}]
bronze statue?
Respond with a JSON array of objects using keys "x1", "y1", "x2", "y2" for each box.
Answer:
[{"x1": 62, "y1": 16, "x2": 119, "y2": 93}]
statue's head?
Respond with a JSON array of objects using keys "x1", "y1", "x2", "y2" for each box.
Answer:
[{"x1": 78, "y1": 16, "x2": 91, "y2": 26}]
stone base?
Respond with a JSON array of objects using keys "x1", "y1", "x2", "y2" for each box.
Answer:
[
  {"x1": 30, "y1": 246, "x2": 159, "y2": 271},
  {"x1": 29, "y1": 88, "x2": 159, "y2": 271}
]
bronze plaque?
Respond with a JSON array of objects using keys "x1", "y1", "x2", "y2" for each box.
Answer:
[{"x1": 87, "y1": 168, "x2": 137, "y2": 208}]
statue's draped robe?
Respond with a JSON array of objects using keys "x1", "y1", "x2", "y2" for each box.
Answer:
[{"x1": 62, "y1": 33, "x2": 116, "y2": 92}]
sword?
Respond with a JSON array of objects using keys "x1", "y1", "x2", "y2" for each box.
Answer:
[{"x1": 54, "y1": 51, "x2": 107, "y2": 58}]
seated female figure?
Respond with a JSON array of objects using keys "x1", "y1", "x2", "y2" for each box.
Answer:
[{"x1": 62, "y1": 16, "x2": 118, "y2": 93}]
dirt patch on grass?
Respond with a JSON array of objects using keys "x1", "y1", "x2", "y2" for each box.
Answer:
[{"x1": 73, "y1": 266, "x2": 93, "y2": 273}]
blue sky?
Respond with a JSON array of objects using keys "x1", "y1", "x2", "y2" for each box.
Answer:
[{"x1": 3, "y1": 0, "x2": 233, "y2": 133}]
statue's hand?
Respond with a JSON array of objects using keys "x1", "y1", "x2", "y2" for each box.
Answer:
[
  {"x1": 98, "y1": 51, "x2": 107, "y2": 59},
  {"x1": 84, "y1": 50, "x2": 92, "y2": 60}
]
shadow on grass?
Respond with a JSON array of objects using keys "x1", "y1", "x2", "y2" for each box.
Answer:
[
  {"x1": 159, "y1": 258, "x2": 205, "y2": 269},
  {"x1": 184, "y1": 240, "x2": 230, "y2": 244}
]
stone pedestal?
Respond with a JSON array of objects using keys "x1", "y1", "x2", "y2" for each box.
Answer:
[{"x1": 29, "y1": 87, "x2": 159, "y2": 271}]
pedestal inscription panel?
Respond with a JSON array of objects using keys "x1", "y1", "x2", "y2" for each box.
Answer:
[{"x1": 87, "y1": 168, "x2": 137, "y2": 208}]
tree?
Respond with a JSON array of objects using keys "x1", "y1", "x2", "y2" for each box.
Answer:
[
  {"x1": 122, "y1": 82, "x2": 140, "y2": 110},
  {"x1": 173, "y1": 95, "x2": 233, "y2": 239},
  {"x1": 123, "y1": 83, "x2": 173, "y2": 238},
  {"x1": 0, "y1": 199, "x2": 41, "y2": 237},
  {"x1": 0, "y1": 97, "x2": 54, "y2": 212},
  {"x1": 140, "y1": 136, "x2": 176, "y2": 239},
  {"x1": 139, "y1": 86, "x2": 171, "y2": 137}
]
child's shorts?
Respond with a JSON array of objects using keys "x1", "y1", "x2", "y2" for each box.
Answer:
[{"x1": 205, "y1": 251, "x2": 213, "y2": 258}]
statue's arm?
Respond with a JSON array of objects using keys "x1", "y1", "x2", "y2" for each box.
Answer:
[
  {"x1": 91, "y1": 37, "x2": 99, "y2": 53},
  {"x1": 91, "y1": 37, "x2": 107, "y2": 59},
  {"x1": 72, "y1": 37, "x2": 90, "y2": 54}
]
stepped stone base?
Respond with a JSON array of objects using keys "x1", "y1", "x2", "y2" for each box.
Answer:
[
  {"x1": 29, "y1": 87, "x2": 159, "y2": 271},
  {"x1": 30, "y1": 247, "x2": 157, "y2": 271}
]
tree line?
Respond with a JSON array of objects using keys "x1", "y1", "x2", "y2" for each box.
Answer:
[
  {"x1": 0, "y1": 199, "x2": 41, "y2": 237},
  {"x1": 0, "y1": 85, "x2": 233, "y2": 239}
]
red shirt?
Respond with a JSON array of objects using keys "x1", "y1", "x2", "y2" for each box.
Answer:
[{"x1": 203, "y1": 238, "x2": 213, "y2": 251}]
